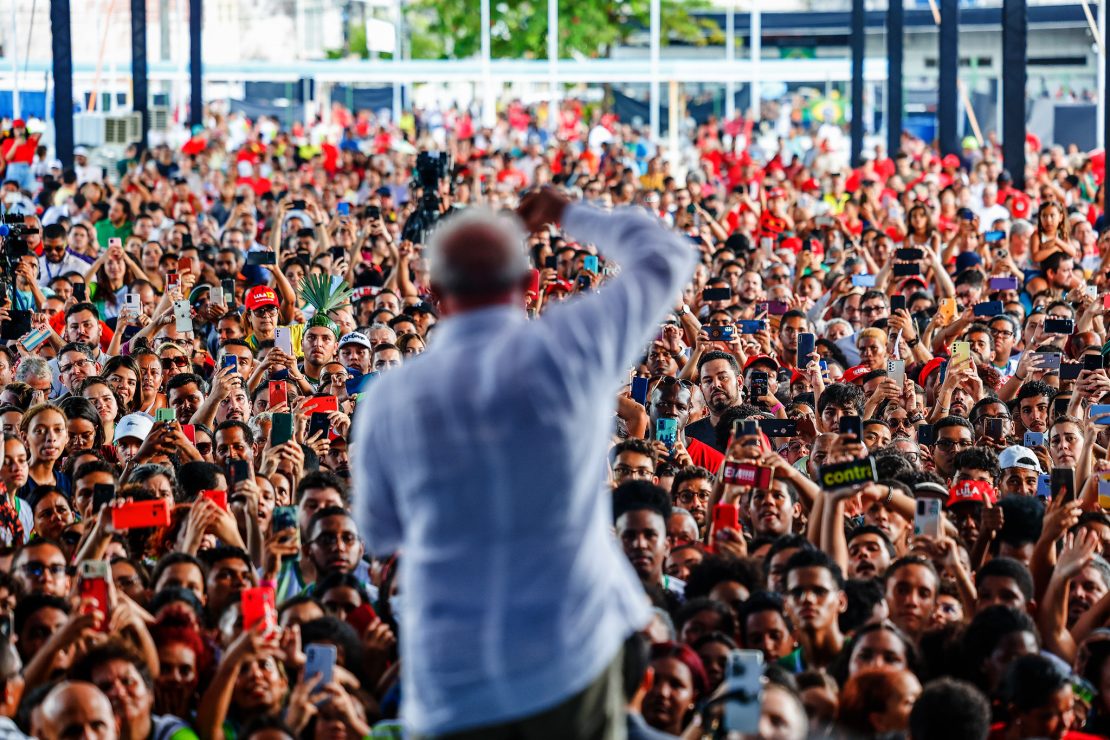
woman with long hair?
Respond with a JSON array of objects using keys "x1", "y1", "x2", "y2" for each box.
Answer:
[
  {"x1": 104, "y1": 355, "x2": 146, "y2": 414},
  {"x1": 18, "y1": 403, "x2": 71, "y2": 500}
]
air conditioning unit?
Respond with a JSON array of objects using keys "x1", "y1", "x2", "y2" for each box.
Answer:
[
  {"x1": 149, "y1": 106, "x2": 170, "y2": 132},
  {"x1": 73, "y1": 112, "x2": 106, "y2": 147},
  {"x1": 104, "y1": 114, "x2": 141, "y2": 145}
]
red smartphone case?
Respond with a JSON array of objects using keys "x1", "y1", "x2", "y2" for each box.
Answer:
[{"x1": 111, "y1": 499, "x2": 172, "y2": 530}]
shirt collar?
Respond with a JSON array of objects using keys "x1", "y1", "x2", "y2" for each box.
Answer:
[{"x1": 431, "y1": 304, "x2": 525, "y2": 344}]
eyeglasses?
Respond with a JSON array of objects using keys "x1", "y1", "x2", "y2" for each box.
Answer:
[
  {"x1": 59, "y1": 357, "x2": 94, "y2": 374},
  {"x1": 677, "y1": 490, "x2": 711, "y2": 504},
  {"x1": 251, "y1": 305, "x2": 278, "y2": 316},
  {"x1": 19, "y1": 562, "x2": 66, "y2": 579},
  {"x1": 161, "y1": 357, "x2": 189, "y2": 369},
  {"x1": 990, "y1": 329, "x2": 1015, "y2": 338},
  {"x1": 656, "y1": 376, "x2": 694, "y2": 389},
  {"x1": 312, "y1": 532, "x2": 359, "y2": 548},
  {"x1": 614, "y1": 465, "x2": 654, "y2": 480},
  {"x1": 860, "y1": 304, "x2": 887, "y2": 316},
  {"x1": 934, "y1": 439, "x2": 973, "y2": 451}
]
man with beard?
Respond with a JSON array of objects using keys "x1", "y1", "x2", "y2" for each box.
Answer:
[
  {"x1": 687, "y1": 351, "x2": 742, "y2": 451},
  {"x1": 214, "y1": 247, "x2": 241, "y2": 282},
  {"x1": 1015, "y1": 381, "x2": 1055, "y2": 436},
  {"x1": 846, "y1": 526, "x2": 895, "y2": 581},
  {"x1": 932, "y1": 416, "x2": 975, "y2": 481},
  {"x1": 301, "y1": 507, "x2": 374, "y2": 596},
  {"x1": 647, "y1": 378, "x2": 723, "y2": 470},
  {"x1": 614, "y1": 481, "x2": 682, "y2": 607},
  {"x1": 780, "y1": 549, "x2": 846, "y2": 672},
  {"x1": 1040, "y1": 534, "x2": 1110, "y2": 656},
  {"x1": 670, "y1": 467, "x2": 713, "y2": 535}
]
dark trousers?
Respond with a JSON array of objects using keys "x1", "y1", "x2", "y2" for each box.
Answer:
[{"x1": 416, "y1": 648, "x2": 627, "y2": 740}]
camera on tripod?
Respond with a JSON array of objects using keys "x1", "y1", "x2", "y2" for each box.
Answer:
[
  {"x1": 401, "y1": 151, "x2": 452, "y2": 245},
  {"x1": 0, "y1": 213, "x2": 37, "y2": 340}
]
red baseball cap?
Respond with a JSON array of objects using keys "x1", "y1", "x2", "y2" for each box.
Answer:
[
  {"x1": 12, "y1": 119, "x2": 25, "y2": 129},
  {"x1": 942, "y1": 153, "x2": 961, "y2": 169},
  {"x1": 946, "y1": 479, "x2": 997, "y2": 508},
  {"x1": 842, "y1": 364, "x2": 871, "y2": 384},
  {"x1": 1010, "y1": 192, "x2": 1032, "y2": 220},
  {"x1": 744, "y1": 354, "x2": 780, "y2": 371},
  {"x1": 244, "y1": 286, "x2": 280, "y2": 311}
]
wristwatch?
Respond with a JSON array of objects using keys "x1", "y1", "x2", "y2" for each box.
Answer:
[{"x1": 677, "y1": 305, "x2": 689, "y2": 316}]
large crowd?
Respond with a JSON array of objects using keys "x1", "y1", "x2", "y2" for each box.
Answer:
[{"x1": 0, "y1": 97, "x2": 1108, "y2": 739}]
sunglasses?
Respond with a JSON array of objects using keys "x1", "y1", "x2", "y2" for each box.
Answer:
[{"x1": 161, "y1": 357, "x2": 190, "y2": 369}]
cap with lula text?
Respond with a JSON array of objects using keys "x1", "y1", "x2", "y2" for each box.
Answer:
[{"x1": 245, "y1": 286, "x2": 280, "y2": 311}]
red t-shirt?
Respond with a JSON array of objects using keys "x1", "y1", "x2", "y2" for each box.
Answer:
[{"x1": 688, "y1": 438, "x2": 724, "y2": 473}]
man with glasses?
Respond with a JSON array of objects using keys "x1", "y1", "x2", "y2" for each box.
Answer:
[
  {"x1": 647, "y1": 377, "x2": 723, "y2": 471},
  {"x1": 48, "y1": 304, "x2": 109, "y2": 397},
  {"x1": 56, "y1": 343, "x2": 100, "y2": 397},
  {"x1": 609, "y1": 439, "x2": 658, "y2": 487},
  {"x1": 11, "y1": 539, "x2": 69, "y2": 597},
  {"x1": 858, "y1": 290, "x2": 889, "y2": 327},
  {"x1": 37, "y1": 224, "x2": 90, "y2": 286},
  {"x1": 969, "y1": 397, "x2": 1014, "y2": 450},
  {"x1": 988, "y1": 314, "x2": 1021, "y2": 377},
  {"x1": 301, "y1": 506, "x2": 374, "y2": 596},
  {"x1": 933, "y1": 416, "x2": 975, "y2": 481},
  {"x1": 670, "y1": 466, "x2": 713, "y2": 534}
]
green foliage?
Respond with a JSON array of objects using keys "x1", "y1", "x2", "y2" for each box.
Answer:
[{"x1": 406, "y1": 0, "x2": 721, "y2": 60}]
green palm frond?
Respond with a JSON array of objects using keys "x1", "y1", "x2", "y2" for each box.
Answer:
[{"x1": 298, "y1": 274, "x2": 353, "y2": 314}]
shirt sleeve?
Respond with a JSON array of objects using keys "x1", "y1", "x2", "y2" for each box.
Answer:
[
  {"x1": 537, "y1": 203, "x2": 698, "y2": 390},
  {"x1": 350, "y1": 388, "x2": 403, "y2": 556}
]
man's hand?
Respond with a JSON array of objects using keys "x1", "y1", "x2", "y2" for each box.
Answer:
[{"x1": 517, "y1": 188, "x2": 570, "y2": 233}]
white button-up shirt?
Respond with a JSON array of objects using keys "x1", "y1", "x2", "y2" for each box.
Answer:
[{"x1": 352, "y1": 202, "x2": 697, "y2": 735}]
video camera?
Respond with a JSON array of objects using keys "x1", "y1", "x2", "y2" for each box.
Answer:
[
  {"x1": 401, "y1": 151, "x2": 452, "y2": 245},
  {"x1": 0, "y1": 212, "x2": 37, "y2": 340}
]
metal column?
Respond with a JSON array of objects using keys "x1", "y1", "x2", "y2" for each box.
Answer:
[
  {"x1": 887, "y1": 0, "x2": 903, "y2": 155},
  {"x1": 132, "y1": 0, "x2": 149, "y2": 151},
  {"x1": 850, "y1": 0, "x2": 865, "y2": 166},
  {"x1": 649, "y1": 0, "x2": 660, "y2": 141},
  {"x1": 938, "y1": 0, "x2": 960, "y2": 156},
  {"x1": 51, "y1": 0, "x2": 74, "y2": 168},
  {"x1": 1002, "y1": 0, "x2": 1027, "y2": 189},
  {"x1": 189, "y1": 0, "x2": 203, "y2": 127}
]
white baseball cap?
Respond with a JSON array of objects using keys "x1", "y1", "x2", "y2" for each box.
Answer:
[
  {"x1": 998, "y1": 445, "x2": 1045, "y2": 473},
  {"x1": 339, "y1": 331, "x2": 373, "y2": 350},
  {"x1": 114, "y1": 413, "x2": 154, "y2": 443}
]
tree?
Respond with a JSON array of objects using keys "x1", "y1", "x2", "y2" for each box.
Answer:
[{"x1": 406, "y1": 0, "x2": 721, "y2": 60}]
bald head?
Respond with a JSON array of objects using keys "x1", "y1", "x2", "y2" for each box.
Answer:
[
  {"x1": 427, "y1": 208, "x2": 529, "y2": 301},
  {"x1": 39, "y1": 682, "x2": 118, "y2": 740}
]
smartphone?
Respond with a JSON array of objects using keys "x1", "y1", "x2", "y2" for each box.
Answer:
[
  {"x1": 301, "y1": 396, "x2": 339, "y2": 416},
  {"x1": 73, "y1": 283, "x2": 87, "y2": 302},
  {"x1": 241, "y1": 586, "x2": 277, "y2": 634},
  {"x1": 271, "y1": 413, "x2": 294, "y2": 445},
  {"x1": 938, "y1": 297, "x2": 957, "y2": 323},
  {"x1": 111, "y1": 499, "x2": 172, "y2": 530},
  {"x1": 366, "y1": 205, "x2": 381, "y2": 220},
  {"x1": 887, "y1": 360, "x2": 906, "y2": 388},
  {"x1": 543, "y1": 255, "x2": 557, "y2": 270},
  {"x1": 765, "y1": 301, "x2": 789, "y2": 316},
  {"x1": 1036, "y1": 474, "x2": 1052, "y2": 500},
  {"x1": 173, "y1": 300, "x2": 192, "y2": 333},
  {"x1": 178, "y1": 257, "x2": 193, "y2": 274},
  {"x1": 328, "y1": 246, "x2": 346, "y2": 263},
  {"x1": 973, "y1": 301, "x2": 1004, "y2": 318},
  {"x1": 347, "y1": 603, "x2": 378, "y2": 636},
  {"x1": 702, "y1": 287, "x2": 732, "y2": 302},
  {"x1": 1084, "y1": 354, "x2": 1105, "y2": 371},
  {"x1": 890, "y1": 294, "x2": 907, "y2": 314},
  {"x1": 721, "y1": 650, "x2": 765, "y2": 733},
  {"x1": 893, "y1": 263, "x2": 921, "y2": 276},
  {"x1": 155, "y1": 407, "x2": 176, "y2": 423},
  {"x1": 269, "y1": 380, "x2": 288, "y2": 409},
  {"x1": 1044, "y1": 317, "x2": 1075, "y2": 335},
  {"x1": 737, "y1": 320, "x2": 767, "y2": 335},
  {"x1": 895, "y1": 248, "x2": 925, "y2": 261},
  {"x1": 760, "y1": 237, "x2": 774, "y2": 252},
  {"x1": 181, "y1": 424, "x2": 195, "y2": 443},
  {"x1": 583, "y1": 255, "x2": 598, "y2": 274},
  {"x1": 1090, "y1": 404, "x2": 1110, "y2": 424},
  {"x1": 797, "y1": 333, "x2": 815, "y2": 364},
  {"x1": 245, "y1": 251, "x2": 277, "y2": 266},
  {"x1": 1052, "y1": 467, "x2": 1076, "y2": 503},
  {"x1": 989, "y1": 276, "x2": 1020, "y2": 291},
  {"x1": 201, "y1": 489, "x2": 228, "y2": 511},
  {"x1": 109, "y1": 238, "x2": 122, "y2": 249},
  {"x1": 750, "y1": 371, "x2": 769, "y2": 401},
  {"x1": 711, "y1": 502, "x2": 741, "y2": 534},
  {"x1": 1055, "y1": 396, "x2": 1072, "y2": 417},
  {"x1": 631, "y1": 376, "x2": 649, "y2": 406},
  {"x1": 275, "y1": 327, "x2": 294, "y2": 356},
  {"x1": 78, "y1": 561, "x2": 111, "y2": 632},
  {"x1": 304, "y1": 644, "x2": 337, "y2": 691},
  {"x1": 1098, "y1": 473, "x2": 1110, "y2": 510},
  {"x1": 985, "y1": 417, "x2": 1005, "y2": 440},
  {"x1": 914, "y1": 498, "x2": 943, "y2": 538},
  {"x1": 92, "y1": 484, "x2": 115, "y2": 513},
  {"x1": 166, "y1": 272, "x2": 180, "y2": 290},
  {"x1": 227, "y1": 459, "x2": 251, "y2": 486},
  {"x1": 839, "y1": 415, "x2": 863, "y2": 439},
  {"x1": 655, "y1": 418, "x2": 678, "y2": 450},
  {"x1": 1036, "y1": 352, "x2": 1063, "y2": 370},
  {"x1": 20, "y1": 328, "x2": 50, "y2": 352},
  {"x1": 917, "y1": 423, "x2": 936, "y2": 445},
  {"x1": 0, "y1": 310, "x2": 32, "y2": 342},
  {"x1": 724, "y1": 462, "x2": 775, "y2": 489},
  {"x1": 221, "y1": 278, "x2": 236, "y2": 307},
  {"x1": 708, "y1": 325, "x2": 735, "y2": 342},
  {"x1": 984, "y1": 230, "x2": 1005, "y2": 243},
  {"x1": 337, "y1": 202, "x2": 350, "y2": 218},
  {"x1": 1060, "y1": 362, "x2": 1084, "y2": 381},
  {"x1": 736, "y1": 419, "x2": 760, "y2": 438},
  {"x1": 950, "y1": 341, "x2": 971, "y2": 366},
  {"x1": 851, "y1": 274, "x2": 877, "y2": 288},
  {"x1": 759, "y1": 419, "x2": 797, "y2": 438},
  {"x1": 222, "y1": 355, "x2": 239, "y2": 372},
  {"x1": 123, "y1": 292, "x2": 141, "y2": 314},
  {"x1": 273, "y1": 506, "x2": 297, "y2": 533},
  {"x1": 308, "y1": 412, "x2": 331, "y2": 439},
  {"x1": 292, "y1": 200, "x2": 307, "y2": 211},
  {"x1": 1024, "y1": 431, "x2": 1045, "y2": 447}
]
